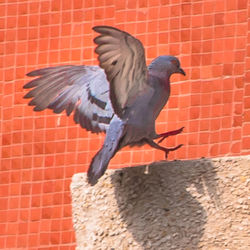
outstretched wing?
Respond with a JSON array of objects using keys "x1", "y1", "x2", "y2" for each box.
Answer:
[
  {"x1": 24, "y1": 65, "x2": 114, "y2": 133},
  {"x1": 93, "y1": 26, "x2": 148, "y2": 117}
]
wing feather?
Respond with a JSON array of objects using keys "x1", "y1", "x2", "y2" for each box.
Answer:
[
  {"x1": 93, "y1": 26, "x2": 148, "y2": 117},
  {"x1": 24, "y1": 65, "x2": 113, "y2": 133}
]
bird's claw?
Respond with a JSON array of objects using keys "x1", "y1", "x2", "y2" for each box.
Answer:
[
  {"x1": 158, "y1": 126, "x2": 184, "y2": 143},
  {"x1": 164, "y1": 144, "x2": 183, "y2": 159}
]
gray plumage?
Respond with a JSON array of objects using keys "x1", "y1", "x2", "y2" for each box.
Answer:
[{"x1": 24, "y1": 26, "x2": 186, "y2": 185}]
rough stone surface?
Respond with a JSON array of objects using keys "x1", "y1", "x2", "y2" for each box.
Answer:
[{"x1": 70, "y1": 156, "x2": 250, "y2": 250}]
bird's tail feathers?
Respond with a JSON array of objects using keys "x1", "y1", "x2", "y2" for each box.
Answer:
[
  {"x1": 87, "y1": 115, "x2": 125, "y2": 185},
  {"x1": 87, "y1": 148, "x2": 111, "y2": 186}
]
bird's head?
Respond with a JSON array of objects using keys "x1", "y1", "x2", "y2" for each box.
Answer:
[{"x1": 148, "y1": 55, "x2": 186, "y2": 79}]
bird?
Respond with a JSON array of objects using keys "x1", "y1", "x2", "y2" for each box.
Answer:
[{"x1": 23, "y1": 26, "x2": 186, "y2": 185}]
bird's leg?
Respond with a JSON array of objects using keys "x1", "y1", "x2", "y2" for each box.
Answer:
[
  {"x1": 156, "y1": 127, "x2": 184, "y2": 143},
  {"x1": 146, "y1": 139, "x2": 183, "y2": 159}
]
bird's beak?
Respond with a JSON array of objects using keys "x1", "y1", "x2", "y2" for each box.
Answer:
[{"x1": 178, "y1": 68, "x2": 186, "y2": 76}]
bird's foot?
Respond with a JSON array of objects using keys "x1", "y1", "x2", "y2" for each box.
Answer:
[
  {"x1": 146, "y1": 139, "x2": 183, "y2": 159},
  {"x1": 158, "y1": 127, "x2": 184, "y2": 143},
  {"x1": 163, "y1": 144, "x2": 183, "y2": 159}
]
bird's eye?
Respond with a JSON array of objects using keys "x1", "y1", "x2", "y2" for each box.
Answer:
[{"x1": 171, "y1": 59, "x2": 179, "y2": 68}]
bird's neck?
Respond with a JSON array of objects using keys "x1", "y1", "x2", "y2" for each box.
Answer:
[{"x1": 149, "y1": 71, "x2": 171, "y2": 88}]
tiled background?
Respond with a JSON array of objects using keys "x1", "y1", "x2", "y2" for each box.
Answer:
[{"x1": 1, "y1": 0, "x2": 250, "y2": 248}]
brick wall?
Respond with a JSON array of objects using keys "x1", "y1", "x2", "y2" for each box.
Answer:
[{"x1": 1, "y1": 0, "x2": 250, "y2": 249}]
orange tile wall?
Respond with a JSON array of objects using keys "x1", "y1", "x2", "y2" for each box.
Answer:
[{"x1": 1, "y1": 0, "x2": 250, "y2": 249}]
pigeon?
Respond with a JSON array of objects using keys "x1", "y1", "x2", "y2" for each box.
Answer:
[{"x1": 23, "y1": 26, "x2": 186, "y2": 185}]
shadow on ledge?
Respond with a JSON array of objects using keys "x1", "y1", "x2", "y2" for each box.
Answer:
[{"x1": 110, "y1": 159, "x2": 220, "y2": 249}]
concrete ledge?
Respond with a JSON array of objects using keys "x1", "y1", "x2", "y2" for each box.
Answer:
[{"x1": 71, "y1": 156, "x2": 249, "y2": 250}]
